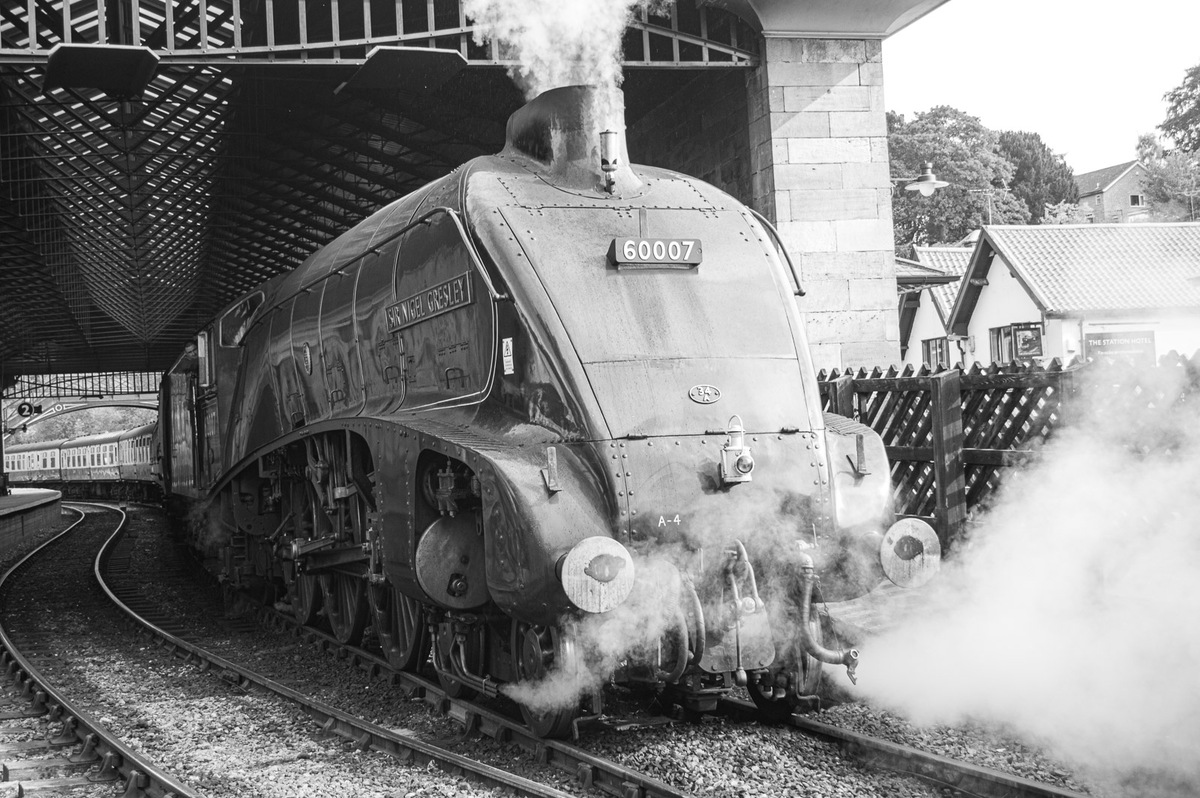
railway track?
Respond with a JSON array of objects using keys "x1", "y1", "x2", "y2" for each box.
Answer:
[
  {"x1": 0, "y1": 503, "x2": 196, "y2": 797},
  {"x1": 97, "y1": 505, "x2": 686, "y2": 798},
  {"x1": 717, "y1": 697, "x2": 1092, "y2": 798},
  {"x1": 55, "y1": 500, "x2": 1095, "y2": 798}
]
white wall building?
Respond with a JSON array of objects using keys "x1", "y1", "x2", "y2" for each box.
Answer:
[
  {"x1": 899, "y1": 246, "x2": 971, "y2": 369},
  {"x1": 946, "y1": 224, "x2": 1200, "y2": 366}
]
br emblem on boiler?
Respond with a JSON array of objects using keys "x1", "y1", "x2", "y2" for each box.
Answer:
[{"x1": 688, "y1": 385, "x2": 721, "y2": 404}]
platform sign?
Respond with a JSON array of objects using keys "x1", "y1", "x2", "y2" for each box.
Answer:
[
  {"x1": 1084, "y1": 330, "x2": 1156, "y2": 366},
  {"x1": 15, "y1": 402, "x2": 41, "y2": 417}
]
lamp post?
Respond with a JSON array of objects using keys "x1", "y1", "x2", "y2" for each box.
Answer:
[
  {"x1": 895, "y1": 162, "x2": 1012, "y2": 225},
  {"x1": 901, "y1": 162, "x2": 949, "y2": 196}
]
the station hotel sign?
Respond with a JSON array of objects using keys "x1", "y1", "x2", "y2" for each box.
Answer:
[{"x1": 1084, "y1": 330, "x2": 1156, "y2": 365}]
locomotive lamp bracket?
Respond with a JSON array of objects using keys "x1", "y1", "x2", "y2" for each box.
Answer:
[
  {"x1": 719, "y1": 415, "x2": 754, "y2": 485},
  {"x1": 600, "y1": 129, "x2": 618, "y2": 193},
  {"x1": 846, "y1": 433, "x2": 871, "y2": 478},
  {"x1": 541, "y1": 446, "x2": 562, "y2": 494}
]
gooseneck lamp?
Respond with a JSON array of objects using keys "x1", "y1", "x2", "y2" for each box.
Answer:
[{"x1": 905, "y1": 162, "x2": 950, "y2": 197}]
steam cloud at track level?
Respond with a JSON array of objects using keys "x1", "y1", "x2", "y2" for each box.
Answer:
[{"x1": 833, "y1": 365, "x2": 1200, "y2": 796}]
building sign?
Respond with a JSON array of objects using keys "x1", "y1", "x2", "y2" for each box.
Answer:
[
  {"x1": 1012, "y1": 323, "x2": 1044, "y2": 359},
  {"x1": 386, "y1": 273, "x2": 473, "y2": 333},
  {"x1": 1084, "y1": 330, "x2": 1156, "y2": 366}
]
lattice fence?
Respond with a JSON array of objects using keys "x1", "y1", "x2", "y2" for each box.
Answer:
[{"x1": 818, "y1": 354, "x2": 1199, "y2": 547}]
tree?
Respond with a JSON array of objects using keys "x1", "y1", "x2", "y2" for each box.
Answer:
[
  {"x1": 1160, "y1": 63, "x2": 1200, "y2": 153},
  {"x1": 1041, "y1": 200, "x2": 1090, "y2": 225},
  {"x1": 997, "y1": 130, "x2": 1078, "y2": 224},
  {"x1": 888, "y1": 106, "x2": 1029, "y2": 251},
  {"x1": 1137, "y1": 132, "x2": 1162, "y2": 164},
  {"x1": 6, "y1": 407, "x2": 156, "y2": 445},
  {"x1": 1141, "y1": 150, "x2": 1200, "y2": 221}
]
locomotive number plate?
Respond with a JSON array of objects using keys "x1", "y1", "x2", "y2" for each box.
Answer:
[
  {"x1": 386, "y1": 272, "x2": 473, "y2": 333},
  {"x1": 609, "y1": 238, "x2": 702, "y2": 269}
]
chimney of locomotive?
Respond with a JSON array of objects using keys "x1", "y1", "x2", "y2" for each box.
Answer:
[{"x1": 503, "y1": 84, "x2": 642, "y2": 196}]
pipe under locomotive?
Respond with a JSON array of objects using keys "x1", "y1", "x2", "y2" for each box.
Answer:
[{"x1": 160, "y1": 85, "x2": 940, "y2": 737}]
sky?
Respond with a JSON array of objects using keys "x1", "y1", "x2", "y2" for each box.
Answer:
[{"x1": 882, "y1": 0, "x2": 1200, "y2": 175}]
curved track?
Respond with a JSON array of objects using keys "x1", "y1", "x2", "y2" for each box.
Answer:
[
  {"x1": 0, "y1": 503, "x2": 197, "y2": 797},
  {"x1": 56, "y1": 499, "x2": 1094, "y2": 798},
  {"x1": 96, "y1": 504, "x2": 686, "y2": 798}
]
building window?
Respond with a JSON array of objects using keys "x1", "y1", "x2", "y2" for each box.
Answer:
[
  {"x1": 1129, "y1": 194, "x2": 1144, "y2": 207},
  {"x1": 921, "y1": 337, "x2": 951, "y2": 369},
  {"x1": 990, "y1": 326, "x2": 1015, "y2": 363}
]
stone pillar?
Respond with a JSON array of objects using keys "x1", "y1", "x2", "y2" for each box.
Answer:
[{"x1": 747, "y1": 37, "x2": 899, "y2": 369}]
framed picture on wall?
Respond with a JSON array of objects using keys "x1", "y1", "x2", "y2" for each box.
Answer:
[{"x1": 1012, "y1": 323, "x2": 1044, "y2": 358}]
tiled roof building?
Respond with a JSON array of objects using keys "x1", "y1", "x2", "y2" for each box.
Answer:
[
  {"x1": 914, "y1": 246, "x2": 972, "y2": 320},
  {"x1": 1072, "y1": 161, "x2": 1150, "y2": 223},
  {"x1": 947, "y1": 223, "x2": 1200, "y2": 365},
  {"x1": 898, "y1": 247, "x2": 970, "y2": 368}
]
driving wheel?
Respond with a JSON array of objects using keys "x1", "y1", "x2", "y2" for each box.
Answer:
[
  {"x1": 288, "y1": 571, "x2": 322, "y2": 626},
  {"x1": 512, "y1": 622, "x2": 580, "y2": 739},
  {"x1": 368, "y1": 581, "x2": 429, "y2": 671},
  {"x1": 320, "y1": 572, "x2": 369, "y2": 645}
]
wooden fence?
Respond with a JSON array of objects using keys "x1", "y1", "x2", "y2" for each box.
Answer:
[{"x1": 818, "y1": 353, "x2": 1199, "y2": 549}]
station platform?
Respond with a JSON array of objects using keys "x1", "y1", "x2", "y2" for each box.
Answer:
[{"x1": 0, "y1": 488, "x2": 63, "y2": 559}]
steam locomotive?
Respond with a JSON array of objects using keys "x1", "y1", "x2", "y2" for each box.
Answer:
[{"x1": 8, "y1": 85, "x2": 941, "y2": 736}]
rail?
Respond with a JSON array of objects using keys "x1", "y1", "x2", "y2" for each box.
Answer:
[
  {"x1": 0, "y1": 503, "x2": 200, "y2": 798},
  {"x1": 96, "y1": 511, "x2": 690, "y2": 798},
  {"x1": 718, "y1": 697, "x2": 1092, "y2": 798}
]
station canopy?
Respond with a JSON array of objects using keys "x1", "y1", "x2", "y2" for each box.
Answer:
[{"x1": 0, "y1": 0, "x2": 943, "y2": 379}]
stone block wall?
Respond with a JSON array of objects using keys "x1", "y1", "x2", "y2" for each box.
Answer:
[{"x1": 748, "y1": 37, "x2": 899, "y2": 369}]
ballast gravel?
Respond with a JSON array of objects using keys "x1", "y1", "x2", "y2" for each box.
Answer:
[
  {"x1": 117, "y1": 507, "x2": 940, "y2": 797},
  {"x1": 9, "y1": 504, "x2": 1156, "y2": 797},
  {"x1": 2, "y1": 506, "x2": 509, "y2": 798}
]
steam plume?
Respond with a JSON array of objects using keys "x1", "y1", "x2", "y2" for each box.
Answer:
[
  {"x1": 463, "y1": 0, "x2": 670, "y2": 99},
  {"x1": 841, "y1": 363, "x2": 1200, "y2": 794},
  {"x1": 503, "y1": 556, "x2": 684, "y2": 713}
]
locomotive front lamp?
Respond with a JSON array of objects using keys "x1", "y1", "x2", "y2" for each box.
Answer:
[
  {"x1": 600, "y1": 129, "x2": 618, "y2": 193},
  {"x1": 720, "y1": 415, "x2": 754, "y2": 485}
]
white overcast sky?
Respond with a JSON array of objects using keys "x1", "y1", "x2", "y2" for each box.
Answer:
[{"x1": 881, "y1": 0, "x2": 1200, "y2": 175}]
